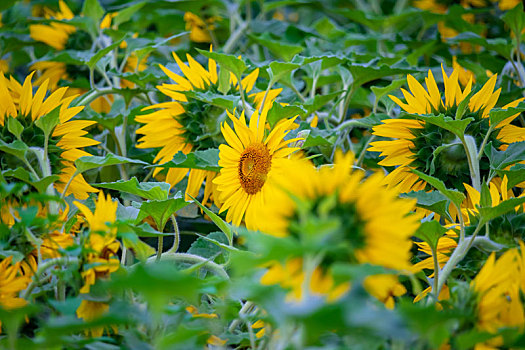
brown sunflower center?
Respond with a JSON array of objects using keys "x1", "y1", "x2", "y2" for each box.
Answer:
[{"x1": 238, "y1": 143, "x2": 271, "y2": 195}]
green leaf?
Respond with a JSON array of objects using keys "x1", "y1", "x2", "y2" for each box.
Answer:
[
  {"x1": 196, "y1": 48, "x2": 247, "y2": 78},
  {"x1": 187, "y1": 231, "x2": 228, "y2": 260},
  {"x1": 0, "y1": 139, "x2": 28, "y2": 160},
  {"x1": 87, "y1": 36, "x2": 126, "y2": 69},
  {"x1": 448, "y1": 33, "x2": 512, "y2": 60},
  {"x1": 123, "y1": 237, "x2": 155, "y2": 261},
  {"x1": 487, "y1": 142, "x2": 525, "y2": 170},
  {"x1": 267, "y1": 61, "x2": 301, "y2": 84},
  {"x1": 415, "y1": 221, "x2": 448, "y2": 251},
  {"x1": 303, "y1": 128, "x2": 337, "y2": 148},
  {"x1": 153, "y1": 149, "x2": 220, "y2": 172},
  {"x1": 135, "y1": 194, "x2": 188, "y2": 231},
  {"x1": 6, "y1": 117, "x2": 23, "y2": 140},
  {"x1": 217, "y1": 65, "x2": 230, "y2": 95},
  {"x1": 417, "y1": 114, "x2": 474, "y2": 139},
  {"x1": 95, "y1": 177, "x2": 170, "y2": 201},
  {"x1": 489, "y1": 102, "x2": 525, "y2": 128},
  {"x1": 502, "y1": 2, "x2": 525, "y2": 40},
  {"x1": 411, "y1": 169, "x2": 466, "y2": 208},
  {"x1": 371, "y1": 78, "x2": 406, "y2": 103},
  {"x1": 455, "y1": 90, "x2": 475, "y2": 120},
  {"x1": 248, "y1": 33, "x2": 303, "y2": 62},
  {"x1": 187, "y1": 194, "x2": 233, "y2": 246},
  {"x1": 182, "y1": 90, "x2": 239, "y2": 111},
  {"x1": 267, "y1": 103, "x2": 306, "y2": 127},
  {"x1": 34, "y1": 106, "x2": 61, "y2": 137},
  {"x1": 109, "y1": 262, "x2": 205, "y2": 310},
  {"x1": 300, "y1": 91, "x2": 343, "y2": 115},
  {"x1": 495, "y1": 164, "x2": 525, "y2": 188},
  {"x1": 75, "y1": 153, "x2": 148, "y2": 174},
  {"x1": 31, "y1": 175, "x2": 60, "y2": 194},
  {"x1": 478, "y1": 196, "x2": 525, "y2": 224},
  {"x1": 112, "y1": 2, "x2": 145, "y2": 27},
  {"x1": 401, "y1": 190, "x2": 452, "y2": 221},
  {"x1": 82, "y1": 0, "x2": 105, "y2": 26},
  {"x1": 347, "y1": 63, "x2": 419, "y2": 88}
]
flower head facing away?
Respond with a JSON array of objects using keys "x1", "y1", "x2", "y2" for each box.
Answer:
[
  {"x1": 0, "y1": 72, "x2": 99, "y2": 199},
  {"x1": 369, "y1": 66, "x2": 525, "y2": 193}
]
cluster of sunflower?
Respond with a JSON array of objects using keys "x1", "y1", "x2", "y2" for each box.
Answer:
[{"x1": 1, "y1": 0, "x2": 525, "y2": 349}]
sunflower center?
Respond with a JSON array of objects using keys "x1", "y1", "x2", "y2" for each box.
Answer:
[{"x1": 238, "y1": 143, "x2": 271, "y2": 195}]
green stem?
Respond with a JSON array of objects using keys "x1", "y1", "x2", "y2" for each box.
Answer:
[
  {"x1": 237, "y1": 74, "x2": 249, "y2": 115},
  {"x1": 461, "y1": 135, "x2": 481, "y2": 192},
  {"x1": 434, "y1": 222, "x2": 483, "y2": 297},
  {"x1": 75, "y1": 87, "x2": 118, "y2": 108},
  {"x1": 223, "y1": 21, "x2": 248, "y2": 54},
  {"x1": 258, "y1": 80, "x2": 275, "y2": 114},
  {"x1": 23, "y1": 257, "x2": 79, "y2": 299},
  {"x1": 60, "y1": 170, "x2": 79, "y2": 200},
  {"x1": 477, "y1": 125, "x2": 494, "y2": 161},
  {"x1": 356, "y1": 135, "x2": 375, "y2": 167},
  {"x1": 431, "y1": 244, "x2": 439, "y2": 299},
  {"x1": 156, "y1": 236, "x2": 163, "y2": 262},
  {"x1": 167, "y1": 215, "x2": 180, "y2": 254},
  {"x1": 146, "y1": 253, "x2": 229, "y2": 279}
]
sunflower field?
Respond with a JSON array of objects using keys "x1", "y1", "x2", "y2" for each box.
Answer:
[{"x1": 2, "y1": 0, "x2": 525, "y2": 348}]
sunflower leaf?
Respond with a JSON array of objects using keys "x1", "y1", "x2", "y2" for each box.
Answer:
[
  {"x1": 346, "y1": 63, "x2": 419, "y2": 88},
  {"x1": 0, "y1": 139, "x2": 28, "y2": 160},
  {"x1": 401, "y1": 191, "x2": 452, "y2": 221},
  {"x1": 122, "y1": 236, "x2": 156, "y2": 261},
  {"x1": 414, "y1": 221, "x2": 447, "y2": 252},
  {"x1": 187, "y1": 194, "x2": 233, "y2": 246},
  {"x1": 247, "y1": 33, "x2": 304, "y2": 62},
  {"x1": 196, "y1": 49, "x2": 247, "y2": 78},
  {"x1": 411, "y1": 169, "x2": 466, "y2": 208},
  {"x1": 182, "y1": 90, "x2": 240, "y2": 111},
  {"x1": 87, "y1": 36, "x2": 127, "y2": 69},
  {"x1": 488, "y1": 102, "x2": 525, "y2": 128},
  {"x1": 267, "y1": 103, "x2": 306, "y2": 127},
  {"x1": 82, "y1": 0, "x2": 105, "y2": 26},
  {"x1": 267, "y1": 61, "x2": 302, "y2": 84},
  {"x1": 495, "y1": 164, "x2": 525, "y2": 188},
  {"x1": 95, "y1": 177, "x2": 170, "y2": 201},
  {"x1": 477, "y1": 196, "x2": 525, "y2": 224},
  {"x1": 134, "y1": 193, "x2": 188, "y2": 231},
  {"x1": 417, "y1": 114, "x2": 474, "y2": 139},
  {"x1": 112, "y1": 2, "x2": 145, "y2": 27},
  {"x1": 486, "y1": 141, "x2": 525, "y2": 170},
  {"x1": 502, "y1": 2, "x2": 525, "y2": 41},
  {"x1": 152, "y1": 149, "x2": 220, "y2": 172},
  {"x1": 75, "y1": 153, "x2": 148, "y2": 174},
  {"x1": 34, "y1": 106, "x2": 61, "y2": 138},
  {"x1": 6, "y1": 117, "x2": 23, "y2": 140}
]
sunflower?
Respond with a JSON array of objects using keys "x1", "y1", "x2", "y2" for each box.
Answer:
[
  {"x1": 30, "y1": 4, "x2": 145, "y2": 113},
  {"x1": 29, "y1": 0, "x2": 75, "y2": 51},
  {"x1": 184, "y1": 12, "x2": 220, "y2": 43},
  {"x1": 260, "y1": 257, "x2": 350, "y2": 303},
  {"x1": 257, "y1": 152, "x2": 419, "y2": 307},
  {"x1": 0, "y1": 72, "x2": 99, "y2": 200},
  {"x1": 212, "y1": 106, "x2": 299, "y2": 230},
  {"x1": 369, "y1": 66, "x2": 525, "y2": 193},
  {"x1": 74, "y1": 192, "x2": 120, "y2": 294},
  {"x1": 470, "y1": 246, "x2": 524, "y2": 348},
  {"x1": 136, "y1": 49, "x2": 281, "y2": 204},
  {"x1": 0, "y1": 256, "x2": 31, "y2": 310},
  {"x1": 74, "y1": 192, "x2": 119, "y2": 337}
]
